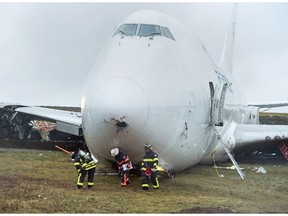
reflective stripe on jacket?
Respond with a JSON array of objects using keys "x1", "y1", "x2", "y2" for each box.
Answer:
[
  {"x1": 141, "y1": 150, "x2": 158, "y2": 172},
  {"x1": 74, "y1": 152, "x2": 97, "y2": 172},
  {"x1": 115, "y1": 151, "x2": 132, "y2": 170}
]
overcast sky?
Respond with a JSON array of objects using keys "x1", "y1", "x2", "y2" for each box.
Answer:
[{"x1": 0, "y1": 2, "x2": 287, "y2": 106}]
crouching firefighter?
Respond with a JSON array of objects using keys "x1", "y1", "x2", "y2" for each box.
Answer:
[
  {"x1": 141, "y1": 143, "x2": 159, "y2": 191},
  {"x1": 111, "y1": 148, "x2": 133, "y2": 187},
  {"x1": 71, "y1": 149, "x2": 98, "y2": 189}
]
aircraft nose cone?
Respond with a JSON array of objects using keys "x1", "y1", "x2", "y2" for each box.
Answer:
[{"x1": 91, "y1": 77, "x2": 149, "y2": 132}]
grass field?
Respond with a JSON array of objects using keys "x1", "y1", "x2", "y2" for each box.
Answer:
[{"x1": 0, "y1": 148, "x2": 287, "y2": 213}]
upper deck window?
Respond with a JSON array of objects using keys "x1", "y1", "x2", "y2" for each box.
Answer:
[
  {"x1": 115, "y1": 24, "x2": 138, "y2": 36},
  {"x1": 139, "y1": 24, "x2": 161, "y2": 37}
]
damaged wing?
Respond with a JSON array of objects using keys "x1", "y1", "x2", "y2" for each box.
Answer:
[
  {"x1": 16, "y1": 106, "x2": 82, "y2": 136},
  {"x1": 16, "y1": 106, "x2": 81, "y2": 127},
  {"x1": 0, "y1": 103, "x2": 82, "y2": 140}
]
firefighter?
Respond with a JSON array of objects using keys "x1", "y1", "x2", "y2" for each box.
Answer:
[
  {"x1": 110, "y1": 147, "x2": 133, "y2": 187},
  {"x1": 141, "y1": 143, "x2": 159, "y2": 191},
  {"x1": 71, "y1": 149, "x2": 98, "y2": 189}
]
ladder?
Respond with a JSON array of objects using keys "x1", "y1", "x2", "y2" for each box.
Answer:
[
  {"x1": 210, "y1": 123, "x2": 246, "y2": 179},
  {"x1": 278, "y1": 143, "x2": 288, "y2": 160},
  {"x1": 209, "y1": 82, "x2": 245, "y2": 179}
]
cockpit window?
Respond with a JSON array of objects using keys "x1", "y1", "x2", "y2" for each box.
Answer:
[
  {"x1": 113, "y1": 23, "x2": 176, "y2": 41},
  {"x1": 161, "y1": 26, "x2": 169, "y2": 38},
  {"x1": 139, "y1": 24, "x2": 161, "y2": 37},
  {"x1": 115, "y1": 24, "x2": 138, "y2": 36},
  {"x1": 163, "y1": 27, "x2": 175, "y2": 41}
]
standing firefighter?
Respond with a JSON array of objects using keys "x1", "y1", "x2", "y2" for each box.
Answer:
[
  {"x1": 71, "y1": 149, "x2": 98, "y2": 189},
  {"x1": 111, "y1": 148, "x2": 133, "y2": 187},
  {"x1": 141, "y1": 143, "x2": 159, "y2": 191}
]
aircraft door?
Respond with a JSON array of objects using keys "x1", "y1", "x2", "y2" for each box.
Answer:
[{"x1": 209, "y1": 82, "x2": 228, "y2": 126}]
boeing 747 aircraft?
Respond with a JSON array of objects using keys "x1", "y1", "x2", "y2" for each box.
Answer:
[{"x1": 1, "y1": 9, "x2": 288, "y2": 178}]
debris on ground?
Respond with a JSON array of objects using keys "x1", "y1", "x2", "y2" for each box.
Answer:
[{"x1": 254, "y1": 166, "x2": 267, "y2": 174}]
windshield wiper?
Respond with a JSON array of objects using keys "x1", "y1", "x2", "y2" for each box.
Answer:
[
  {"x1": 119, "y1": 30, "x2": 128, "y2": 36},
  {"x1": 149, "y1": 32, "x2": 161, "y2": 39}
]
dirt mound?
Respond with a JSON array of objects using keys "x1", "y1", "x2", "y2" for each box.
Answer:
[{"x1": 176, "y1": 207, "x2": 234, "y2": 213}]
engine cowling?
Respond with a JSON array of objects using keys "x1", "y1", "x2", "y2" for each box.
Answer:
[{"x1": 243, "y1": 106, "x2": 259, "y2": 124}]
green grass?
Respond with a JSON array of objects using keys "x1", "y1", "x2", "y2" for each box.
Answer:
[
  {"x1": 259, "y1": 114, "x2": 288, "y2": 125},
  {"x1": 0, "y1": 149, "x2": 287, "y2": 213}
]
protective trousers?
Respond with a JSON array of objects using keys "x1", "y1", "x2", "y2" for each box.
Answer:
[
  {"x1": 119, "y1": 169, "x2": 130, "y2": 186},
  {"x1": 142, "y1": 171, "x2": 159, "y2": 190},
  {"x1": 77, "y1": 168, "x2": 96, "y2": 189}
]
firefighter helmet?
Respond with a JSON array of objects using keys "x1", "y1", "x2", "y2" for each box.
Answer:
[
  {"x1": 144, "y1": 143, "x2": 152, "y2": 149},
  {"x1": 110, "y1": 148, "x2": 119, "y2": 156},
  {"x1": 79, "y1": 150, "x2": 86, "y2": 157}
]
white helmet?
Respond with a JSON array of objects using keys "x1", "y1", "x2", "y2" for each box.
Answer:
[
  {"x1": 79, "y1": 150, "x2": 86, "y2": 157},
  {"x1": 110, "y1": 148, "x2": 119, "y2": 156}
]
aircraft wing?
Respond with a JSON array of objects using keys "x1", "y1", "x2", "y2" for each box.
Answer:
[
  {"x1": 0, "y1": 103, "x2": 82, "y2": 138},
  {"x1": 249, "y1": 102, "x2": 288, "y2": 109},
  {"x1": 16, "y1": 106, "x2": 81, "y2": 127},
  {"x1": 233, "y1": 124, "x2": 288, "y2": 153},
  {"x1": 259, "y1": 106, "x2": 288, "y2": 115}
]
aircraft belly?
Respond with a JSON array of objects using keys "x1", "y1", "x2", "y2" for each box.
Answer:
[
  {"x1": 136, "y1": 89, "x2": 211, "y2": 171},
  {"x1": 163, "y1": 127, "x2": 211, "y2": 171},
  {"x1": 84, "y1": 105, "x2": 211, "y2": 171}
]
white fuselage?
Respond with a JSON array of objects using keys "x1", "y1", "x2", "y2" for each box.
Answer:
[{"x1": 81, "y1": 10, "x2": 246, "y2": 172}]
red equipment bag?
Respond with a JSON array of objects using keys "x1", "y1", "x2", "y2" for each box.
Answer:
[{"x1": 145, "y1": 167, "x2": 152, "y2": 176}]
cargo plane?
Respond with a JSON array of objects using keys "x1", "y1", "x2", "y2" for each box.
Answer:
[{"x1": 1, "y1": 9, "x2": 288, "y2": 178}]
